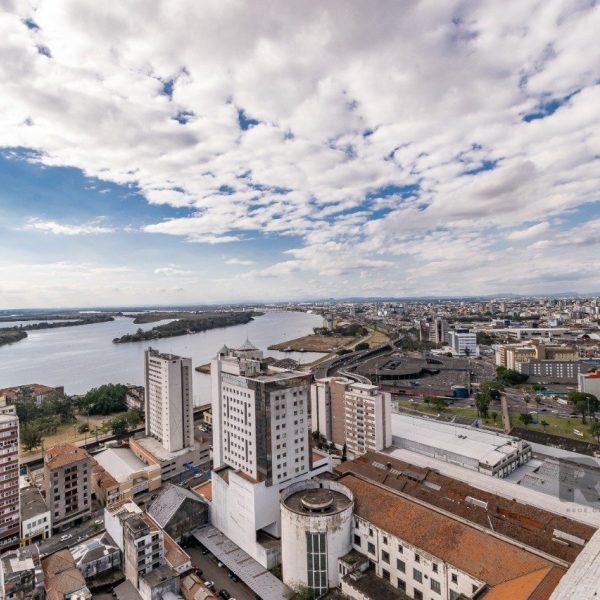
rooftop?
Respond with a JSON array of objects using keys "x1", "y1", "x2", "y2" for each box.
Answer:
[
  {"x1": 20, "y1": 486, "x2": 49, "y2": 521},
  {"x1": 340, "y1": 473, "x2": 564, "y2": 587},
  {"x1": 71, "y1": 533, "x2": 119, "y2": 565},
  {"x1": 94, "y1": 447, "x2": 150, "y2": 483},
  {"x1": 140, "y1": 563, "x2": 178, "y2": 587},
  {"x1": 194, "y1": 526, "x2": 294, "y2": 600},
  {"x1": 44, "y1": 443, "x2": 90, "y2": 469},
  {"x1": 131, "y1": 435, "x2": 197, "y2": 461},
  {"x1": 335, "y1": 452, "x2": 595, "y2": 564},
  {"x1": 148, "y1": 483, "x2": 207, "y2": 529},
  {"x1": 342, "y1": 569, "x2": 410, "y2": 600},
  {"x1": 42, "y1": 549, "x2": 89, "y2": 600},
  {"x1": 392, "y1": 412, "x2": 527, "y2": 467},
  {"x1": 282, "y1": 487, "x2": 352, "y2": 515},
  {"x1": 192, "y1": 480, "x2": 212, "y2": 502}
]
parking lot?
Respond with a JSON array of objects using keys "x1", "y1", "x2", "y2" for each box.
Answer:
[{"x1": 187, "y1": 545, "x2": 256, "y2": 600}]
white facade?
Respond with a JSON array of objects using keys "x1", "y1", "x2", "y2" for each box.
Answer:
[
  {"x1": 281, "y1": 481, "x2": 353, "y2": 595},
  {"x1": 352, "y1": 517, "x2": 484, "y2": 600},
  {"x1": 578, "y1": 370, "x2": 600, "y2": 397},
  {"x1": 448, "y1": 330, "x2": 479, "y2": 357},
  {"x1": 144, "y1": 348, "x2": 194, "y2": 453},
  {"x1": 344, "y1": 383, "x2": 392, "y2": 459},
  {"x1": 311, "y1": 379, "x2": 332, "y2": 441},
  {"x1": 20, "y1": 512, "x2": 50, "y2": 544}
]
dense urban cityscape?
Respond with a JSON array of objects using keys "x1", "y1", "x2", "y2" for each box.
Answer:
[
  {"x1": 2, "y1": 1, "x2": 600, "y2": 599},
  {"x1": 0, "y1": 296, "x2": 599, "y2": 599}
]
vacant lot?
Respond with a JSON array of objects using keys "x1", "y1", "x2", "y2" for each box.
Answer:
[{"x1": 269, "y1": 334, "x2": 356, "y2": 352}]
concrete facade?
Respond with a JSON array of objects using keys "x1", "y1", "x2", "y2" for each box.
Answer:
[
  {"x1": 144, "y1": 348, "x2": 194, "y2": 453},
  {"x1": 344, "y1": 383, "x2": 392, "y2": 459},
  {"x1": 0, "y1": 415, "x2": 19, "y2": 552},
  {"x1": 281, "y1": 480, "x2": 354, "y2": 595},
  {"x1": 43, "y1": 444, "x2": 92, "y2": 532}
]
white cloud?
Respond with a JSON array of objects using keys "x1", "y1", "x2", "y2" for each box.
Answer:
[
  {"x1": 224, "y1": 258, "x2": 255, "y2": 266},
  {"x1": 507, "y1": 222, "x2": 550, "y2": 240},
  {"x1": 24, "y1": 218, "x2": 114, "y2": 235},
  {"x1": 1, "y1": 0, "x2": 600, "y2": 302},
  {"x1": 153, "y1": 266, "x2": 193, "y2": 276}
]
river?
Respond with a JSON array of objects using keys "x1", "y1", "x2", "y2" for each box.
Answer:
[{"x1": 0, "y1": 311, "x2": 324, "y2": 405}]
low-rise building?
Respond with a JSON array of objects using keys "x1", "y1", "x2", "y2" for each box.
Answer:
[
  {"x1": 0, "y1": 384, "x2": 63, "y2": 407},
  {"x1": 91, "y1": 446, "x2": 161, "y2": 506},
  {"x1": 129, "y1": 436, "x2": 202, "y2": 482},
  {"x1": 70, "y1": 533, "x2": 121, "y2": 581},
  {"x1": 0, "y1": 545, "x2": 45, "y2": 600},
  {"x1": 180, "y1": 572, "x2": 217, "y2": 600},
  {"x1": 43, "y1": 444, "x2": 92, "y2": 532},
  {"x1": 391, "y1": 413, "x2": 531, "y2": 477},
  {"x1": 578, "y1": 369, "x2": 600, "y2": 397},
  {"x1": 41, "y1": 549, "x2": 91, "y2": 600},
  {"x1": 147, "y1": 483, "x2": 208, "y2": 542},
  {"x1": 448, "y1": 329, "x2": 479, "y2": 357},
  {"x1": 125, "y1": 385, "x2": 144, "y2": 413},
  {"x1": 20, "y1": 487, "x2": 51, "y2": 546}
]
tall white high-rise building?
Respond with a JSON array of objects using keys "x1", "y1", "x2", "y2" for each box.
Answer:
[
  {"x1": 428, "y1": 317, "x2": 448, "y2": 344},
  {"x1": 144, "y1": 348, "x2": 194, "y2": 453},
  {"x1": 344, "y1": 383, "x2": 392, "y2": 459},
  {"x1": 0, "y1": 415, "x2": 19, "y2": 551},
  {"x1": 210, "y1": 341, "x2": 331, "y2": 568},
  {"x1": 211, "y1": 340, "x2": 311, "y2": 485}
]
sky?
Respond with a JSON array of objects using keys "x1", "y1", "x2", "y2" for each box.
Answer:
[{"x1": 1, "y1": 0, "x2": 600, "y2": 308}]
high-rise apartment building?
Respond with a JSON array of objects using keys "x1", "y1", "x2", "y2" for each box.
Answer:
[
  {"x1": 311, "y1": 377, "x2": 352, "y2": 448},
  {"x1": 144, "y1": 348, "x2": 194, "y2": 453},
  {"x1": 43, "y1": 443, "x2": 91, "y2": 532},
  {"x1": 428, "y1": 317, "x2": 448, "y2": 344},
  {"x1": 211, "y1": 341, "x2": 312, "y2": 485},
  {"x1": 0, "y1": 415, "x2": 19, "y2": 551},
  {"x1": 344, "y1": 383, "x2": 392, "y2": 459},
  {"x1": 210, "y1": 341, "x2": 333, "y2": 568}
]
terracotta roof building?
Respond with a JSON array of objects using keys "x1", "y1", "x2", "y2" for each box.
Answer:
[
  {"x1": 43, "y1": 444, "x2": 92, "y2": 532},
  {"x1": 42, "y1": 549, "x2": 91, "y2": 600}
]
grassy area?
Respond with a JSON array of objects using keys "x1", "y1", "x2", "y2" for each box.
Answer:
[
  {"x1": 396, "y1": 399, "x2": 599, "y2": 445},
  {"x1": 508, "y1": 412, "x2": 598, "y2": 443},
  {"x1": 395, "y1": 399, "x2": 502, "y2": 429},
  {"x1": 366, "y1": 329, "x2": 390, "y2": 345},
  {"x1": 20, "y1": 412, "x2": 127, "y2": 458},
  {"x1": 268, "y1": 334, "x2": 356, "y2": 352}
]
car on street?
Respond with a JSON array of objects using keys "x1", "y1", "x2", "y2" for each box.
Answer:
[
  {"x1": 203, "y1": 581, "x2": 215, "y2": 591},
  {"x1": 59, "y1": 534, "x2": 71, "y2": 542},
  {"x1": 217, "y1": 561, "x2": 224, "y2": 568}
]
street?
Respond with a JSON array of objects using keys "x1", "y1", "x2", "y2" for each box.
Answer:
[
  {"x1": 38, "y1": 508, "x2": 105, "y2": 557},
  {"x1": 187, "y1": 545, "x2": 256, "y2": 600}
]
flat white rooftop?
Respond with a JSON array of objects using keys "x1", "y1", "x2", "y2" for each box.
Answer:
[
  {"x1": 95, "y1": 447, "x2": 149, "y2": 483},
  {"x1": 391, "y1": 412, "x2": 523, "y2": 467},
  {"x1": 134, "y1": 436, "x2": 196, "y2": 461}
]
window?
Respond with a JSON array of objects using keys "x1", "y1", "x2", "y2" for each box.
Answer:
[
  {"x1": 306, "y1": 533, "x2": 327, "y2": 595},
  {"x1": 353, "y1": 534, "x2": 361, "y2": 546},
  {"x1": 397, "y1": 544, "x2": 403, "y2": 554},
  {"x1": 414, "y1": 591, "x2": 423, "y2": 600},
  {"x1": 431, "y1": 579, "x2": 441, "y2": 594},
  {"x1": 450, "y1": 592, "x2": 461, "y2": 600},
  {"x1": 451, "y1": 573, "x2": 458, "y2": 584},
  {"x1": 382, "y1": 569, "x2": 390, "y2": 581},
  {"x1": 367, "y1": 542, "x2": 375, "y2": 555},
  {"x1": 433, "y1": 563, "x2": 438, "y2": 573},
  {"x1": 381, "y1": 550, "x2": 390, "y2": 564},
  {"x1": 397, "y1": 578, "x2": 406, "y2": 591},
  {"x1": 396, "y1": 558, "x2": 405, "y2": 573},
  {"x1": 413, "y1": 568, "x2": 422, "y2": 583},
  {"x1": 414, "y1": 553, "x2": 420, "y2": 563},
  {"x1": 383, "y1": 535, "x2": 388, "y2": 545}
]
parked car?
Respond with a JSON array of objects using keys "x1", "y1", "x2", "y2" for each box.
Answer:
[
  {"x1": 219, "y1": 590, "x2": 231, "y2": 600},
  {"x1": 217, "y1": 561, "x2": 224, "y2": 568},
  {"x1": 203, "y1": 581, "x2": 215, "y2": 592},
  {"x1": 59, "y1": 534, "x2": 71, "y2": 542}
]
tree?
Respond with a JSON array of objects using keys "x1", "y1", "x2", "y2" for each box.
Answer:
[
  {"x1": 567, "y1": 391, "x2": 599, "y2": 424},
  {"x1": 108, "y1": 414, "x2": 130, "y2": 437},
  {"x1": 79, "y1": 384, "x2": 127, "y2": 415},
  {"x1": 432, "y1": 397, "x2": 449, "y2": 413},
  {"x1": 589, "y1": 421, "x2": 600, "y2": 442},
  {"x1": 479, "y1": 381, "x2": 502, "y2": 402},
  {"x1": 540, "y1": 419, "x2": 549, "y2": 432},
  {"x1": 491, "y1": 411, "x2": 498, "y2": 423},
  {"x1": 21, "y1": 424, "x2": 42, "y2": 452},
  {"x1": 496, "y1": 367, "x2": 528, "y2": 386},
  {"x1": 475, "y1": 392, "x2": 490, "y2": 419},
  {"x1": 519, "y1": 413, "x2": 533, "y2": 427},
  {"x1": 355, "y1": 342, "x2": 370, "y2": 351}
]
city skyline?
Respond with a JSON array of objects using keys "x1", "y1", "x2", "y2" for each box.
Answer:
[{"x1": 1, "y1": 1, "x2": 600, "y2": 308}]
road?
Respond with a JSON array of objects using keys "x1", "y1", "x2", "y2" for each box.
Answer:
[
  {"x1": 38, "y1": 508, "x2": 105, "y2": 557},
  {"x1": 187, "y1": 545, "x2": 256, "y2": 600}
]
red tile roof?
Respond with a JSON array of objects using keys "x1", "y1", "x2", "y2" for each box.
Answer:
[{"x1": 44, "y1": 443, "x2": 90, "y2": 469}]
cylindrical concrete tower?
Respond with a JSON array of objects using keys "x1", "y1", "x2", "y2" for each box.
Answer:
[{"x1": 281, "y1": 480, "x2": 354, "y2": 596}]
